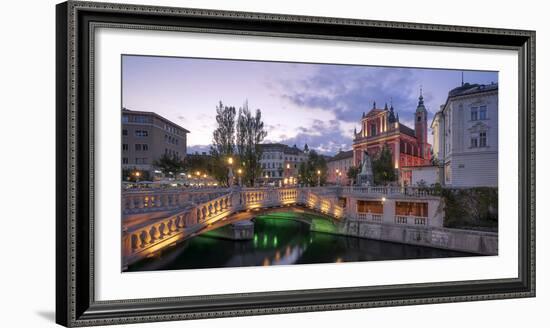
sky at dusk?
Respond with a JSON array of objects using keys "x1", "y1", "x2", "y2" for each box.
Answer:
[{"x1": 122, "y1": 55, "x2": 498, "y2": 156}]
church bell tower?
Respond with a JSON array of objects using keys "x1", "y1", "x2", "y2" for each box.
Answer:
[{"x1": 415, "y1": 87, "x2": 428, "y2": 159}]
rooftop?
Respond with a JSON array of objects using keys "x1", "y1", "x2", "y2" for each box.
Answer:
[
  {"x1": 260, "y1": 143, "x2": 306, "y2": 155},
  {"x1": 448, "y1": 82, "x2": 498, "y2": 98},
  {"x1": 327, "y1": 150, "x2": 353, "y2": 162},
  {"x1": 122, "y1": 108, "x2": 190, "y2": 133}
]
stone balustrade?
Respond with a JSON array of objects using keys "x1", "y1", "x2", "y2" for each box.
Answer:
[
  {"x1": 340, "y1": 186, "x2": 439, "y2": 197},
  {"x1": 122, "y1": 188, "x2": 230, "y2": 215},
  {"x1": 394, "y1": 215, "x2": 428, "y2": 226},
  {"x1": 356, "y1": 213, "x2": 383, "y2": 223},
  {"x1": 122, "y1": 192, "x2": 235, "y2": 268}
]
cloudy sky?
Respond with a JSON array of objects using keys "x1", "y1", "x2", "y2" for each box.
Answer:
[{"x1": 122, "y1": 55, "x2": 498, "y2": 156}]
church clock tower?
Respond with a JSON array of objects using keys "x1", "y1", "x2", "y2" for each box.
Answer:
[{"x1": 415, "y1": 88, "x2": 428, "y2": 159}]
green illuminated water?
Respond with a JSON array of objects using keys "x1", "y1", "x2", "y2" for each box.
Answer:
[{"x1": 127, "y1": 214, "x2": 475, "y2": 272}]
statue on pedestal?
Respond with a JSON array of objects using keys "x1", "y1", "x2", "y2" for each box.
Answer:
[{"x1": 356, "y1": 150, "x2": 374, "y2": 186}]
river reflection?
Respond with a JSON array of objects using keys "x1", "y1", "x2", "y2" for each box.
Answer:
[{"x1": 127, "y1": 215, "x2": 477, "y2": 272}]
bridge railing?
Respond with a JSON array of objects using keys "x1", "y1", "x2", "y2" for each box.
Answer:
[
  {"x1": 122, "y1": 188, "x2": 231, "y2": 215},
  {"x1": 356, "y1": 212, "x2": 383, "y2": 223},
  {"x1": 122, "y1": 191, "x2": 235, "y2": 267},
  {"x1": 235, "y1": 187, "x2": 344, "y2": 220},
  {"x1": 302, "y1": 190, "x2": 344, "y2": 219},
  {"x1": 340, "y1": 186, "x2": 438, "y2": 197},
  {"x1": 394, "y1": 215, "x2": 429, "y2": 226}
]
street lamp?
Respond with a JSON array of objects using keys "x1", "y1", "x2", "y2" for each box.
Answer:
[
  {"x1": 317, "y1": 169, "x2": 321, "y2": 187},
  {"x1": 264, "y1": 174, "x2": 269, "y2": 186},
  {"x1": 237, "y1": 168, "x2": 243, "y2": 187},
  {"x1": 133, "y1": 170, "x2": 141, "y2": 184},
  {"x1": 227, "y1": 157, "x2": 234, "y2": 187}
]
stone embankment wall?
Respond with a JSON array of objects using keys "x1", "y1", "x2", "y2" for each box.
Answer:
[{"x1": 311, "y1": 219, "x2": 498, "y2": 255}]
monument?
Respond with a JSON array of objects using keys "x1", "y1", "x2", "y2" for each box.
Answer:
[{"x1": 356, "y1": 150, "x2": 374, "y2": 186}]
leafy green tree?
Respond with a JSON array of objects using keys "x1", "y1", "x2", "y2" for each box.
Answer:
[
  {"x1": 210, "y1": 101, "x2": 236, "y2": 186},
  {"x1": 297, "y1": 150, "x2": 328, "y2": 186},
  {"x1": 152, "y1": 154, "x2": 185, "y2": 178},
  {"x1": 182, "y1": 154, "x2": 214, "y2": 176},
  {"x1": 346, "y1": 166, "x2": 361, "y2": 186},
  {"x1": 372, "y1": 144, "x2": 396, "y2": 185},
  {"x1": 236, "y1": 101, "x2": 267, "y2": 186}
]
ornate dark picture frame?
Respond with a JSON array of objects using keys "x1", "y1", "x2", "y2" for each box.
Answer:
[{"x1": 56, "y1": 1, "x2": 535, "y2": 326}]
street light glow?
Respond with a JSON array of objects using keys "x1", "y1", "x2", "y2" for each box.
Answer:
[{"x1": 228, "y1": 157, "x2": 233, "y2": 165}]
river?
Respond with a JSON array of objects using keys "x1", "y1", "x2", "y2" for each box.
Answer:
[{"x1": 127, "y1": 213, "x2": 476, "y2": 272}]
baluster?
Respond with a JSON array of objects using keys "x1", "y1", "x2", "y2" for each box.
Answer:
[
  {"x1": 139, "y1": 229, "x2": 150, "y2": 248},
  {"x1": 149, "y1": 226, "x2": 159, "y2": 241},
  {"x1": 131, "y1": 233, "x2": 139, "y2": 251}
]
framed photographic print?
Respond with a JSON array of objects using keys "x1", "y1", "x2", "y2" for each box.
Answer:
[{"x1": 56, "y1": 1, "x2": 535, "y2": 326}]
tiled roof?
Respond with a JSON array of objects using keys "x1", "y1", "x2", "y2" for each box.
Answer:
[
  {"x1": 399, "y1": 124, "x2": 416, "y2": 137},
  {"x1": 327, "y1": 150, "x2": 353, "y2": 162}
]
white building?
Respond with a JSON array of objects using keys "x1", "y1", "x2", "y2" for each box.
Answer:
[
  {"x1": 259, "y1": 143, "x2": 308, "y2": 184},
  {"x1": 401, "y1": 165, "x2": 439, "y2": 186},
  {"x1": 431, "y1": 82, "x2": 498, "y2": 187}
]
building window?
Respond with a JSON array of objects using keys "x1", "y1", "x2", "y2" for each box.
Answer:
[
  {"x1": 122, "y1": 144, "x2": 128, "y2": 151},
  {"x1": 135, "y1": 144, "x2": 148, "y2": 151},
  {"x1": 135, "y1": 130, "x2": 148, "y2": 137},
  {"x1": 479, "y1": 106, "x2": 487, "y2": 120},
  {"x1": 135, "y1": 116, "x2": 149, "y2": 123},
  {"x1": 470, "y1": 137, "x2": 478, "y2": 148},
  {"x1": 122, "y1": 157, "x2": 128, "y2": 164},
  {"x1": 122, "y1": 115, "x2": 129, "y2": 123},
  {"x1": 122, "y1": 129, "x2": 128, "y2": 136},
  {"x1": 470, "y1": 107, "x2": 478, "y2": 121},
  {"x1": 479, "y1": 132, "x2": 487, "y2": 147},
  {"x1": 370, "y1": 124, "x2": 377, "y2": 136}
]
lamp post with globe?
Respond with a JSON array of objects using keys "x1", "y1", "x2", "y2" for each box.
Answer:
[
  {"x1": 317, "y1": 169, "x2": 321, "y2": 187},
  {"x1": 237, "y1": 168, "x2": 243, "y2": 187},
  {"x1": 227, "y1": 157, "x2": 234, "y2": 187}
]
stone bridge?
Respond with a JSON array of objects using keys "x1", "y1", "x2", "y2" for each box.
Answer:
[
  {"x1": 122, "y1": 187, "x2": 347, "y2": 268},
  {"x1": 122, "y1": 185, "x2": 497, "y2": 268}
]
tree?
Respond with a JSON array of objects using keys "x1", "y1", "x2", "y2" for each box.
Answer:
[
  {"x1": 153, "y1": 154, "x2": 185, "y2": 178},
  {"x1": 236, "y1": 101, "x2": 267, "y2": 186},
  {"x1": 182, "y1": 153, "x2": 213, "y2": 175},
  {"x1": 346, "y1": 166, "x2": 361, "y2": 186},
  {"x1": 210, "y1": 101, "x2": 237, "y2": 186},
  {"x1": 297, "y1": 150, "x2": 328, "y2": 186},
  {"x1": 372, "y1": 144, "x2": 396, "y2": 185}
]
